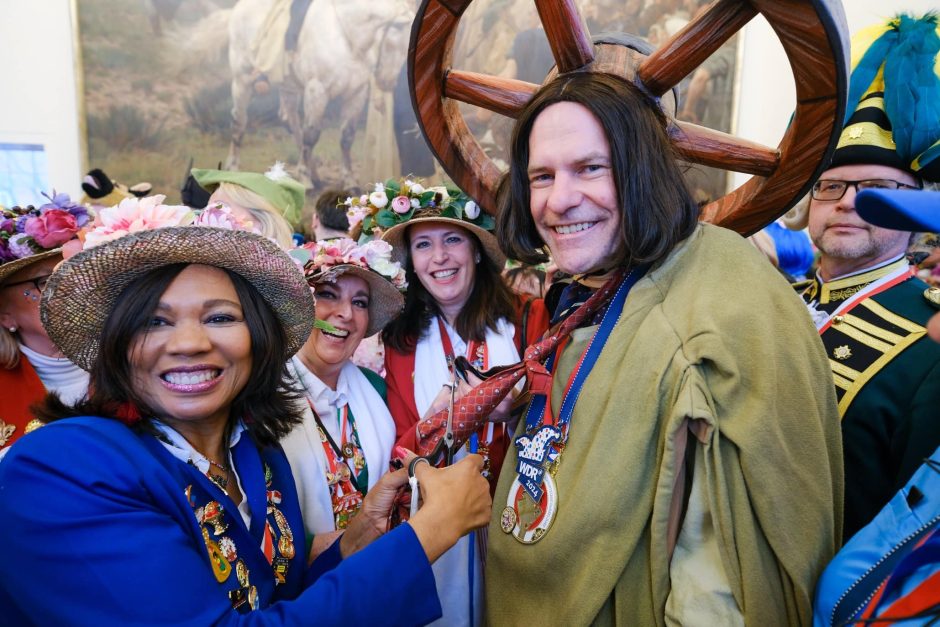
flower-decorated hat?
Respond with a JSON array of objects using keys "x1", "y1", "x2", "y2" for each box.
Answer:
[
  {"x1": 830, "y1": 13, "x2": 940, "y2": 182},
  {"x1": 347, "y1": 177, "x2": 505, "y2": 267},
  {"x1": 0, "y1": 192, "x2": 91, "y2": 285},
  {"x1": 41, "y1": 199, "x2": 314, "y2": 370},
  {"x1": 191, "y1": 163, "x2": 306, "y2": 226},
  {"x1": 292, "y1": 238, "x2": 406, "y2": 337}
]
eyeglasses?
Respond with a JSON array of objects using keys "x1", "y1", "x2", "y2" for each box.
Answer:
[
  {"x1": 811, "y1": 178, "x2": 922, "y2": 201},
  {"x1": 4, "y1": 274, "x2": 51, "y2": 302}
]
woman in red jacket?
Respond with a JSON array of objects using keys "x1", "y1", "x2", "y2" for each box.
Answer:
[
  {"x1": 347, "y1": 178, "x2": 548, "y2": 627},
  {"x1": 0, "y1": 196, "x2": 89, "y2": 451}
]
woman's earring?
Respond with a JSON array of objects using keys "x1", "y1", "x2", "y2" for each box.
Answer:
[
  {"x1": 8, "y1": 327, "x2": 16, "y2": 333},
  {"x1": 475, "y1": 253, "x2": 481, "y2": 263}
]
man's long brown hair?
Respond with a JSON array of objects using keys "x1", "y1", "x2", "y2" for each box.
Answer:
[{"x1": 498, "y1": 72, "x2": 700, "y2": 269}]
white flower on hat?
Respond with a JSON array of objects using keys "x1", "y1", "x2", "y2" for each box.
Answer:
[
  {"x1": 370, "y1": 190, "x2": 388, "y2": 209},
  {"x1": 374, "y1": 182, "x2": 385, "y2": 193},
  {"x1": 410, "y1": 198, "x2": 420, "y2": 208},
  {"x1": 427, "y1": 186, "x2": 450, "y2": 202},
  {"x1": 264, "y1": 161, "x2": 290, "y2": 182},
  {"x1": 410, "y1": 183, "x2": 425, "y2": 195},
  {"x1": 464, "y1": 200, "x2": 480, "y2": 220}
]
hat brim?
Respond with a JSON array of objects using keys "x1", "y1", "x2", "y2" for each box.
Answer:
[
  {"x1": 309, "y1": 264, "x2": 403, "y2": 337},
  {"x1": 41, "y1": 227, "x2": 315, "y2": 370},
  {"x1": 855, "y1": 189, "x2": 940, "y2": 232},
  {"x1": 381, "y1": 216, "x2": 506, "y2": 268},
  {"x1": 0, "y1": 249, "x2": 63, "y2": 286}
]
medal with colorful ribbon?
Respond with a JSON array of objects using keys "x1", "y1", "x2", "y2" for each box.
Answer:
[{"x1": 501, "y1": 265, "x2": 647, "y2": 544}]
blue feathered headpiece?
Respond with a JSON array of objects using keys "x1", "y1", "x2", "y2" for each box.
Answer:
[{"x1": 832, "y1": 13, "x2": 940, "y2": 182}]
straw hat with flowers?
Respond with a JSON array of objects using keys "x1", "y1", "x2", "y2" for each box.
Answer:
[
  {"x1": 345, "y1": 178, "x2": 505, "y2": 267},
  {"x1": 41, "y1": 199, "x2": 314, "y2": 370},
  {"x1": 291, "y1": 237, "x2": 407, "y2": 337}
]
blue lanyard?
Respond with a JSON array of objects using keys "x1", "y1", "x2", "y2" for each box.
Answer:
[{"x1": 522, "y1": 265, "x2": 648, "y2": 436}]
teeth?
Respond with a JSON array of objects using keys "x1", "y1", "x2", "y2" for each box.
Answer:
[
  {"x1": 555, "y1": 222, "x2": 595, "y2": 235},
  {"x1": 432, "y1": 269, "x2": 458, "y2": 279},
  {"x1": 163, "y1": 370, "x2": 218, "y2": 385},
  {"x1": 324, "y1": 328, "x2": 350, "y2": 338}
]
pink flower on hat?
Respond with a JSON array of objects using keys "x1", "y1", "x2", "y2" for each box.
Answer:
[
  {"x1": 84, "y1": 195, "x2": 194, "y2": 249},
  {"x1": 24, "y1": 209, "x2": 79, "y2": 248},
  {"x1": 391, "y1": 195, "x2": 411, "y2": 214}
]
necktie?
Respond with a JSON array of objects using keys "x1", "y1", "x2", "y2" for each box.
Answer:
[{"x1": 416, "y1": 268, "x2": 628, "y2": 460}]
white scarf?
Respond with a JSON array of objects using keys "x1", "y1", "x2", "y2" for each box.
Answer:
[
  {"x1": 412, "y1": 317, "x2": 516, "y2": 627},
  {"x1": 413, "y1": 317, "x2": 519, "y2": 417},
  {"x1": 19, "y1": 343, "x2": 89, "y2": 405},
  {"x1": 281, "y1": 358, "x2": 396, "y2": 535}
]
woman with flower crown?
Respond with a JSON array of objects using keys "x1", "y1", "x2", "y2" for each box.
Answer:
[
  {"x1": 0, "y1": 194, "x2": 91, "y2": 452},
  {"x1": 280, "y1": 237, "x2": 408, "y2": 553},
  {"x1": 0, "y1": 197, "x2": 491, "y2": 624},
  {"x1": 347, "y1": 178, "x2": 549, "y2": 627}
]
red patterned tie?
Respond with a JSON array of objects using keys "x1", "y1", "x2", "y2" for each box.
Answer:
[{"x1": 416, "y1": 268, "x2": 627, "y2": 459}]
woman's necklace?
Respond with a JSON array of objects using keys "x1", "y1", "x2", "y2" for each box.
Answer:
[{"x1": 206, "y1": 457, "x2": 230, "y2": 490}]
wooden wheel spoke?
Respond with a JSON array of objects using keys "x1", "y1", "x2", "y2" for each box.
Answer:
[
  {"x1": 671, "y1": 122, "x2": 779, "y2": 177},
  {"x1": 534, "y1": 0, "x2": 594, "y2": 73},
  {"x1": 637, "y1": 0, "x2": 757, "y2": 97},
  {"x1": 444, "y1": 70, "x2": 540, "y2": 118}
]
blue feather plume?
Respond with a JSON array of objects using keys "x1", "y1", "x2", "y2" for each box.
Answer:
[{"x1": 883, "y1": 13, "x2": 940, "y2": 165}]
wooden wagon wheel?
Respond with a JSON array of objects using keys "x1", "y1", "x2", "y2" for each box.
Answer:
[{"x1": 408, "y1": 0, "x2": 849, "y2": 236}]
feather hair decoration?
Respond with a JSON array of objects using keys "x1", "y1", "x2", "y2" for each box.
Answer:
[
  {"x1": 264, "y1": 161, "x2": 290, "y2": 182},
  {"x1": 883, "y1": 13, "x2": 940, "y2": 166},
  {"x1": 844, "y1": 24, "x2": 898, "y2": 126}
]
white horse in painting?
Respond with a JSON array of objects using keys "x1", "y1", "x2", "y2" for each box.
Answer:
[{"x1": 225, "y1": 0, "x2": 414, "y2": 184}]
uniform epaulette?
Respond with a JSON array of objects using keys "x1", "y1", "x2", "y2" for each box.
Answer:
[{"x1": 791, "y1": 278, "x2": 813, "y2": 293}]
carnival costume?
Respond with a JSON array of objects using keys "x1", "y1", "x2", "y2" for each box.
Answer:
[
  {"x1": 0, "y1": 195, "x2": 90, "y2": 450},
  {"x1": 813, "y1": 189, "x2": 940, "y2": 626},
  {"x1": 795, "y1": 14, "x2": 940, "y2": 541},
  {"x1": 281, "y1": 238, "x2": 405, "y2": 540},
  {"x1": 0, "y1": 205, "x2": 442, "y2": 624},
  {"x1": 351, "y1": 178, "x2": 548, "y2": 627},
  {"x1": 482, "y1": 224, "x2": 842, "y2": 625}
]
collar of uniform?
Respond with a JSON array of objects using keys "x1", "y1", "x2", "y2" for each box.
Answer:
[{"x1": 812, "y1": 256, "x2": 910, "y2": 305}]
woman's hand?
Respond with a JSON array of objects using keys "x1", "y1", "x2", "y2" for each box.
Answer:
[
  {"x1": 407, "y1": 455, "x2": 492, "y2": 563},
  {"x1": 338, "y1": 466, "x2": 409, "y2": 558}
]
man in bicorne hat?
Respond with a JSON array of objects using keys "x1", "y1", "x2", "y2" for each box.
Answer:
[{"x1": 795, "y1": 13, "x2": 940, "y2": 542}]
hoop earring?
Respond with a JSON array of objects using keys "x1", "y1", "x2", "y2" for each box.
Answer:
[{"x1": 7, "y1": 327, "x2": 16, "y2": 333}]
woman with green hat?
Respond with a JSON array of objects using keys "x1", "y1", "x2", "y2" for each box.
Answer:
[
  {"x1": 192, "y1": 163, "x2": 305, "y2": 249},
  {"x1": 347, "y1": 178, "x2": 549, "y2": 627}
]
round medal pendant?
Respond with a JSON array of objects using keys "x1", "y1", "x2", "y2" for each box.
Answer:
[
  {"x1": 342, "y1": 442, "x2": 356, "y2": 459},
  {"x1": 503, "y1": 472, "x2": 558, "y2": 544}
]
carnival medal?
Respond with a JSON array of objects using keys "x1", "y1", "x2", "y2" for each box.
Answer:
[{"x1": 501, "y1": 425, "x2": 561, "y2": 544}]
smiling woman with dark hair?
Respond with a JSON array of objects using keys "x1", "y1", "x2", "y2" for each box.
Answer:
[{"x1": 0, "y1": 203, "x2": 491, "y2": 625}]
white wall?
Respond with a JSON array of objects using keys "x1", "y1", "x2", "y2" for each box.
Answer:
[
  {"x1": 732, "y1": 1, "x2": 939, "y2": 189},
  {"x1": 0, "y1": 1, "x2": 934, "y2": 203},
  {"x1": 0, "y1": 0, "x2": 83, "y2": 200}
]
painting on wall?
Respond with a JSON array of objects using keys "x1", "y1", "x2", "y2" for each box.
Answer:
[{"x1": 76, "y1": 0, "x2": 739, "y2": 227}]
